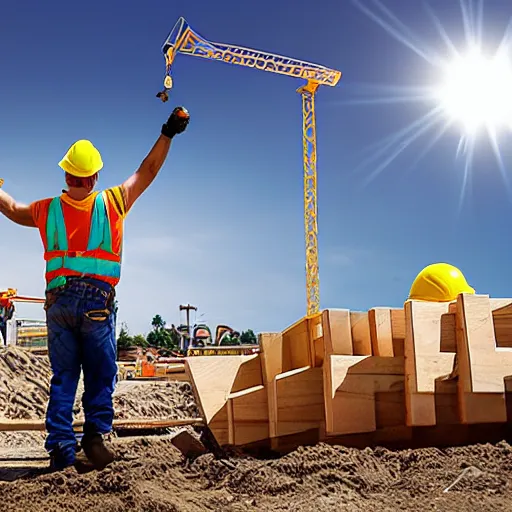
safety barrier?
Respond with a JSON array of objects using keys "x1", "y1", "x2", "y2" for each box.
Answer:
[{"x1": 185, "y1": 293, "x2": 512, "y2": 453}]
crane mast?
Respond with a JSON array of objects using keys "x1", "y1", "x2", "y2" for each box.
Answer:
[{"x1": 159, "y1": 18, "x2": 341, "y2": 317}]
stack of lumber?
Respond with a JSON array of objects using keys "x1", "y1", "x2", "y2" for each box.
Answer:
[{"x1": 185, "y1": 293, "x2": 512, "y2": 453}]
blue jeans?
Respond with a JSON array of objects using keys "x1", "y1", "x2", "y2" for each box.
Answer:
[{"x1": 44, "y1": 277, "x2": 117, "y2": 464}]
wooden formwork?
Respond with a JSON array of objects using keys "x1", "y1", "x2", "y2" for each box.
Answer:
[{"x1": 185, "y1": 294, "x2": 512, "y2": 453}]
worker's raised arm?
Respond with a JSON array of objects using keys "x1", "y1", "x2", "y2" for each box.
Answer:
[
  {"x1": 122, "y1": 106, "x2": 190, "y2": 212},
  {"x1": 0, "y1": 188, "x2": 36, "y2": 227}
]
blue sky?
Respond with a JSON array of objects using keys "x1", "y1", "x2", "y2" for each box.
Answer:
[{"x1": 2, "y1": 0, "x2": 512, "y2": 337}]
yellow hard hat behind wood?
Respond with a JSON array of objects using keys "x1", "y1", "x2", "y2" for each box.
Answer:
[
  {"x1": 408, "y1": 262, "x2": 475, "y2": 302},
  {"x1": 58, "y1": 140, "x2": 103, "y2": 178}
]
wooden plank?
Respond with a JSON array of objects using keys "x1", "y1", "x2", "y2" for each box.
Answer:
[
  {"x1": 493, "y1": 303, "x2": 512, "y2": 347},
  {"x1": 309, "y1": 314, "x2": 324, "y2": 367},
  {"x1": 228, "y1": 385, "x2": 269, "y2": 446},
  {"x1": 369, "y1": 308, "x2": 394, "y2": 357},
  {"x1": 321, "y1": 309, "x2": 353, "y2": 434},
  {"x1": 0, "y1": 417, "x2": 204, "y2": 432},
  {"x1": 439, "y1": 312, "x2": 456, "y2": 352},
  {"x1": 404, "y1": 300, "x2": 456, "y2": 427},
  {"x1": 231, "y1": 354, "x2": 263, "y2": 393},
  {"x1": 327, "y1": 355, "x2": 404, "y2": 436},
  {"x1": 322, "y1": 309, "x2": 353, "y2": 355},
  {"x1": 456, "y1": 294, "x2": 512, "y2": 423},
  {"x1": 274, "y1": 366, "x2": 324, "y2": 438},
  {"x1": 390, "y1": 308, "x2": 406, "y2": 339},
  {"x1": 185, "y1": 355, "x2": 261, "y2": 423},
  {"x1": 350, "y1": 312, "x2": 372, "y2": 355},
  {"x1": 439, "y1": 300, "x2": 512, "y2": 352},
  {"x1": 259, "y1": 332, "x2": 283, "y2": 384},
  {"x1": 282, "y1": 317, "x2": 311, "y2": 371}
]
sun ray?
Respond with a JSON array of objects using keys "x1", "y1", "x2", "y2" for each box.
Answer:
[
  {"x1": 355, "y1": 107, "x2": 444, "y2": 185},
  {"x1": 457, "y1": 135, "x2": 475, "y2": 215},
  {"x1": 350, "y1": 0, "x2": 440, "y2": 65},
  {"x1": 408, "y1": 118, "x2": 455, "y2": 171},
  {"x1": 341, "y1": 0, "x2": 512, "y2": 200},
  {"x1": 487, "y1": 125, "x2": 512, "y2": 200},
  {"x1": 421, "y1": 1, "x2": 460, "y2": 59}
]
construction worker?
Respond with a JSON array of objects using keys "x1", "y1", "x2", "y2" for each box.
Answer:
[
  {"x1": 408, "y1": 262, "x2": 475, "y2": 302},
  {"x1": 0, "y1": 106, "x2": 190, "y2": 471},
  {"x1": 0, "y1": 297, "x2": 14, "y2": 345}
]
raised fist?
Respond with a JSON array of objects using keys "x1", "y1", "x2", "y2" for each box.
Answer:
[{"x1": 161, "y1": 107, "x2": 190, "y2": 139}]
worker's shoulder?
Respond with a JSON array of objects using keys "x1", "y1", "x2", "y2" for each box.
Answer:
[
  {"x1": 30, "y1": 196, "x2": 53, "y2": 210},
  {"x1": 102, "y1": 186, "x2": 127, "y2": 218}
]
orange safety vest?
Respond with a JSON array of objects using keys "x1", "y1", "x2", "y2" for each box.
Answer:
[{"x1": 41, "y1": 191, "x2": 123, "y2": 291}]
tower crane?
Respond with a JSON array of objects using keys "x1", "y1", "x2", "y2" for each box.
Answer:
[{"x1": 157, "y1": 18, "x2": 341, "y2": 317}]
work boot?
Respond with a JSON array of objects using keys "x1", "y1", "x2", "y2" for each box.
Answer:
[
  {"x1": 48, "y1": 443, "x2": 77, "y2": 471},
  {"x1": 81, "y1": 433, "x2": 115, "y2": 470}
]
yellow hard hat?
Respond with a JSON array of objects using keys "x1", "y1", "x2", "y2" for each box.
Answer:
[
  {"x1": 58, "y1": 140, "x2": 103, "y2": 178},
  {"x1": 408, "y1": 263, "x2": 475, "y2": 302}
]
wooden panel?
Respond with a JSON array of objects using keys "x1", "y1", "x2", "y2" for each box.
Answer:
[
  {"x1": 390, "y1": 308, "x2": 405, "y2": 356},
  {"x1": 327, "y1": 355, "x2": 404, "y2": 436},
  {"x1": 456, "y1": 294, "x2": 512, "y2": 423},
  {"x1": 493, "y1": 303, "x2": 512, "y2": 348},
  {"x1": 231, "y1": 354, "x2": 263, "y2": 393},
  {"x1": 439, "y1": 312, "x2": 456, "y2": 352},
  {"x1": 208, "y1": 404, "x2": 229, "y2": 446},
  {"x1": 350, "y1": 312, "x2": 372, "y2": 355},
  {"x1": 404, "y1": 300, "x2": 456, "y2": 427},
  {"x1": 309, "y1": 314, "x2": 324, "y2": 367},
  {"x1": 282, "y1": 317, "x2": 311, "y2": 371},
  {"x1": 259, "y1": 332, "x2": 283, "y2": 384},
  {"x1": 228, "y1": 385, "x2": 269, "y2": 446},
  {"x1": 322, "y1": 309, "x2": 353, "y2": 355},
  {"x1": 274, "y1": 366, "x2": 324, "y2": 438},
  {"x1": 369, "y1": 308, "x2": 393, "y2": 357}
]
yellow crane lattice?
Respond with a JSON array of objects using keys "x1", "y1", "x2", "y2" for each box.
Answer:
[{"x1": 158, "y1": 18, "x2": 342, "y2": 316}]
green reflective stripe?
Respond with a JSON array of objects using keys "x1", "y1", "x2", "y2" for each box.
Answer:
[
  {"x1": 46, "y1": 198, "x2": 68, "y2": 251},
  {"x1": 47, "y1": 276, "x2": 67, "y2": 291},
  {"x1": 46, "y1": 256, "x2": 121, "y2": 278},
  {"x1": 87, "y1": 192, "x2": 113, "y2": 253}
]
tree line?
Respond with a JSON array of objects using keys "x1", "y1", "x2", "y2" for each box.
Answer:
[{"x1": 116, "y1": 314, "x2": 257, "y2": 351}]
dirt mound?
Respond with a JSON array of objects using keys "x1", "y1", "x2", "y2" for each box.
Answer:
[
  {"x1": 113, "y1": 381, "x2": 200, "y2": 420},
  {"x1": 0, "y1": 347, "x2": 51, "y2": 419},
  {"x1": 1, "y1": 437, "x2": 512, "y2": 511},
  {"x1": 0, "y1": 347, "x2": 199, "y2": 422},
  {"x1": 0, "y1": 347, "x2": 200, "y2": 449}
]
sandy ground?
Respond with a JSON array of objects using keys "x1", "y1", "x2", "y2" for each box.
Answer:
[
  {"x1": 1, "y1": 347, "x2": 512, "y2": 511},
  {"x1": 1, "y1": 437, "x2": 512, "y2": 511}
]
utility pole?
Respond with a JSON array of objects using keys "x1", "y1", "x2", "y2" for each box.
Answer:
[{"x1": 179, "y1": 303, "x2": 197, "y2": 350}]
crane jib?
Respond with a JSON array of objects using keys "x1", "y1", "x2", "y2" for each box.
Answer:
[{"x1": 159, "y1": 18, "x2": 342, "y2": 317}]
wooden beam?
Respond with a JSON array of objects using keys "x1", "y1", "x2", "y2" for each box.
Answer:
[{"x1": 0, "y1": 417, "x2": 204, "y2": 432}]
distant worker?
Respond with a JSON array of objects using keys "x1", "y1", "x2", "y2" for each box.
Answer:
[
  {"x1": 0, "y1": 107, "x2": 190, "y2": 471},
  {"x1": 408, "y1": 262, "x2": 475, "y2": 302},
  {"x1": 0, "y1": 297, "x2": 15, "y2": 345}
]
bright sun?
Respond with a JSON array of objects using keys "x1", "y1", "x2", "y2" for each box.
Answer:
[{"x1": 437, "y1": 49, "x2": 512, "y2": 133}]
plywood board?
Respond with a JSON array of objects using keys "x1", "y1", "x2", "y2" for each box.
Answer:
[
  {"x1": 259, "y1": 332, "x2": 283, "y2": 384},
  {"x1": 404, "y1": 300, "x2": 456, "y2": 427},
  {"x1": 456, "y1": 294, "x2": 512, "y2": 423},
  {"x1": 186, "y1": 356, "x2": 244, "y2": 422},
  {"x1": 273, "y1": 366, "x2": 325, "y2": 438},
  {"x1": 492, "y1": 303, "x2": 512, "y2": 348},
  {"x1": 281, "y1": 317, "x2": 311, "y2": 371},
  {"x1": 322, "y1": 309, "x2": 353, "y2": 355},
  {"x1": 327, "y1": 355, "x2": 404, "y2": 436},
  {"x1": 369, "y1": 308, "x2": 393, "y2": 357},
  {"x1": 350, "y1": 311, "x2": 372, "y2": 355},
  {"x1": 228, "y1": 385, "x2": 269, "y2": 446}
]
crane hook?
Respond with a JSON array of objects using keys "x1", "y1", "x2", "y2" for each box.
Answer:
[{"x1": 156, "y1": 75, "x2": 173, "y2": 103}]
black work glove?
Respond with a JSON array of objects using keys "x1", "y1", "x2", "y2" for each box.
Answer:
[{"x1": 161, "y1": 107, "x2": 190, "y2": 139}]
